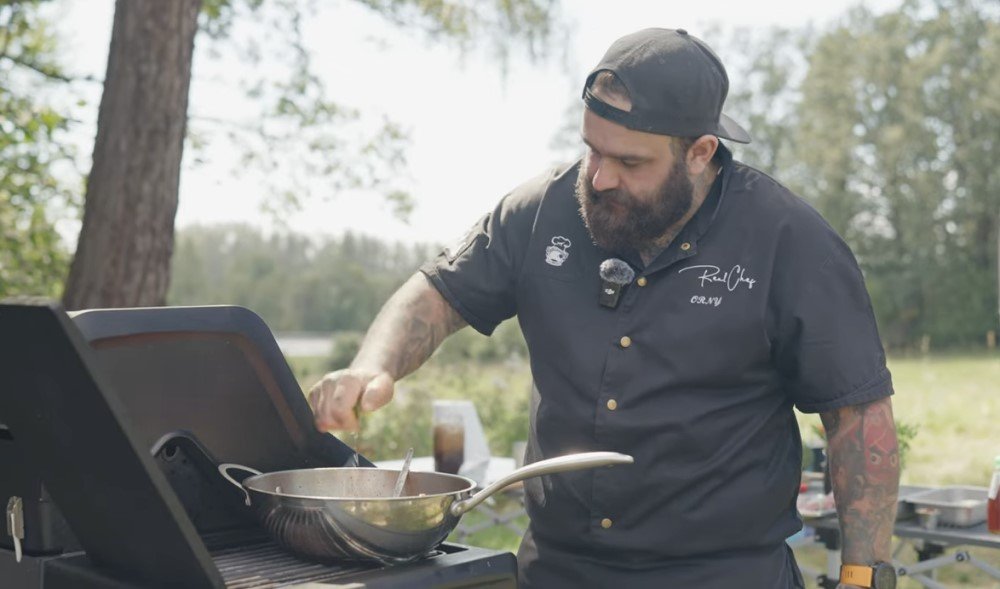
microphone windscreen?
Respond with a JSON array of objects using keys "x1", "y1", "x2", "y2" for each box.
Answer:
[{"x1": 599, "y1": 258, "x2": 635, "y2": 286}]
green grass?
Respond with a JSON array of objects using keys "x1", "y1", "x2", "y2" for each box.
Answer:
[{"x1": 290, "y1": 351, "x2": 1000, "y2": 585}]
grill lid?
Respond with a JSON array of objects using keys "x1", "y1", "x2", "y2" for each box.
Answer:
[
  {"x1": 0, "y1": 300, "x2": 223, "y2": 588},
  {"x1": 70, "y1": 304, "x2": 366, "y2": 475}
]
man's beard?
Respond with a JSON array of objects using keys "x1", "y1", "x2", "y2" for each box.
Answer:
[{"x1": 575, "y1": 157, "x2": 694, "y2": 254}]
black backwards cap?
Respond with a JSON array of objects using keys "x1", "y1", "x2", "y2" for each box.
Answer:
[{"x1": 583, "y1": 28, "x2": 751, "y2": 144}]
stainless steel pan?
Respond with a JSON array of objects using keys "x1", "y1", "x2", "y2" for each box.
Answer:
[{"x1": 219, "y1": 451, "x2": 633, "y2": 564}]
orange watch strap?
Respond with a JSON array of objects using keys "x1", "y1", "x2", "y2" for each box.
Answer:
[{"x1": 840, "y1": 564, "x2": 874, "y2": 587}]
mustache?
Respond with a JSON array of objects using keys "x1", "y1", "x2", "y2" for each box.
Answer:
[{"x1": 583, "y1": 182, "x2": 625, "y2": 205}]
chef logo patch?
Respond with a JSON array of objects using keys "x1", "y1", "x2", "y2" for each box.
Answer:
[{"x1": 545, "y1": 236, "x2": 572, "y2": 266}]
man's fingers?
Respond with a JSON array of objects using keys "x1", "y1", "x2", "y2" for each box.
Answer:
[
  {"x1": 308, "y1": 370, "x2": 395, "y2": 431},
  {"x1": 308, "y1": 382, "x2": 334, "y2": 429},
  {"x1": 309, "y1": 372, "x2": 358, "y2": 431},
  {"x1": 360, "y1": 373, "x2": 394, "y2": 412},
  {"x1": 330, "y1": 377, "x2": 363, "y2": 430},
  {"x1": 315, "y1": 382, "x2": 342, "y2": 431}
]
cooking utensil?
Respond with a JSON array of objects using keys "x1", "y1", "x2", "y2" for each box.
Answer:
[
  {"x1": 392, "y1": 448, "x2": 413, "y2": 498},
  {"x1": 348, "y1": 404, "x2": 362, "y2": 467},
  {"x1": 219, "y1": 451, "x2": 633, "y2": 564}
]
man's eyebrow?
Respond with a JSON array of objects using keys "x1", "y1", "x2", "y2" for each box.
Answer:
[{"x1": 581, "y1": 137, "x2": 648, "y2": 161}]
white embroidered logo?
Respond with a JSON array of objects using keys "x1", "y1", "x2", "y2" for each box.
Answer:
[
  {"x1": 678, "y1": 264, "x2": 757, "y2": 291},
  {"x1": 545, "y1": 236, "x2": 572, "y2": 267},
  {"x1": 678, "y1": 263, "x2": 757, "y2": 308}
]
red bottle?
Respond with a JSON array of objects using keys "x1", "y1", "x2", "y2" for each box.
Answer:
[{"x1": 989, "y1": 455, "x2": 1000, "y2": 534}]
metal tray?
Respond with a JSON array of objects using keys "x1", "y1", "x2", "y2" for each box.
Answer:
[
  {"x1": 903, "y1": 486, "x2": 988, "y2": 527},
  {"x1": 895, "y1": 484, "x2": 931, "y2": 521}
]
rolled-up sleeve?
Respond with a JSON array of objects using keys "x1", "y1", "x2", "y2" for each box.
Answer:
[{"x1": 769, "y1": 206, "x2": 893, "y2": 413}]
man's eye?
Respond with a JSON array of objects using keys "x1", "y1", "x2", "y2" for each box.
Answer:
[{"x1": 620, "y1": 159, "x2": 639, "y2": 168}]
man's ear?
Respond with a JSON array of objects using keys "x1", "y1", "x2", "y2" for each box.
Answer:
[{"x1": 686, "y1": 135, "x2": 719, "y2": 176}]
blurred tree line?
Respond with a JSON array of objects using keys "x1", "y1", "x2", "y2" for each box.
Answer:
[
  {"x1": 168, "y1": 224, "x2": 531, "y2": 360},
  {"x1": 169, "y1": 224, "x2": 437, "y2": 331}
]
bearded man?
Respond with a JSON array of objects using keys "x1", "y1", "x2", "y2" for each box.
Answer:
[{"x1": 309, "y1": 28, "x2": 900, "y2": 589}]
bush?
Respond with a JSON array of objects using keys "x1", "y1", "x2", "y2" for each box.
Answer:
[
  {"x1": 434, "y1": 319, "x2": 528, "y2": 364},
  {"x1": 327, "y1": 331, "x2": 363, "y2": 371}
]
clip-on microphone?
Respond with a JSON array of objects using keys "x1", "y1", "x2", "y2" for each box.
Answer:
[{"x1": 599, "y1": 258, "x2": 635, "y2": 309}]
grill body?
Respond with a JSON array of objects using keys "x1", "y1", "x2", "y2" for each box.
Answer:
[{"x1": 0, "y1": 303, "x2": 517, "y2": 588}]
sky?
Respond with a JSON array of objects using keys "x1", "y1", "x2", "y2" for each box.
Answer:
[{"x1": 51, "y1": 0, "x2": 903, "y2": 247}]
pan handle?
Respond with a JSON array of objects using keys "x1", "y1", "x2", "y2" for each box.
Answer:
[
  {"x1": 218, "y1": 463, "x2": 263, "y2": 507},
  {"x1": 450, "y1": 451, "x2": 633, "y2": 517}
]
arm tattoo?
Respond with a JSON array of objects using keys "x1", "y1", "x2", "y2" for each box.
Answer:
[
  {"x1": 352, "y1": 272, "x2": 467, "y2": 379},
  {"x1": 820, "y1": 397, "x2": 900, "y2": 564}
]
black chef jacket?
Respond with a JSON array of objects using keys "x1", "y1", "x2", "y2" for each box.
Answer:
[{"x1": 420, "y1": 145, "x2": 893, "y2": 588}]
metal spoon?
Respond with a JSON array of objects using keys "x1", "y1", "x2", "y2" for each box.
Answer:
[{"x1": 391, "y1": 447, "x2": 414, "y2": 498}]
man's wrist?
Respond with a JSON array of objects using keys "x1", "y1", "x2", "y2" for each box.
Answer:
[{"x1": 840, "y1": 562, "x2": 896, "y2": 589}]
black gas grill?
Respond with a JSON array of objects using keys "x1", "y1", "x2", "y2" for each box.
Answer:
[{"x1": 0, "y1": 301, "x2": 517, "y2": 588}]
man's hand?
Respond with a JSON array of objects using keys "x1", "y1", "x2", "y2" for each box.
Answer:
[
  {"x1": 308, "y1": 368, "x2": 395, "y2": 431},
  {"x1": 305, "y1": 272, "x2": 467, "y2": 431}
]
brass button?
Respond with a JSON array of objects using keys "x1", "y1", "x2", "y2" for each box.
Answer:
[
  {"x1": 636, "y1": 276, "x2": 648, "y2": 287},
  {"x1": 680, "y1": 242, "x2": 692, "y2": 251},
  {"x1": 619, "y1": 336, "x2": 632, "y2": 348},
  {"x1": 601, "y1": 518, "x2": 613, "y2": 529},
  {"x1": 606, "y1": 399, "x2": 618, "y2": 411}
]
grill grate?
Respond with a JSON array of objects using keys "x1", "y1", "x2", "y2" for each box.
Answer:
[{"x1": 212, "y1": 541, "x2": 378, "y2": 589}]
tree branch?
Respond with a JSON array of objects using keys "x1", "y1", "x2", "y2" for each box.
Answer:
[{"x1": 0, "y1": 53, "x2": 100, "y2": 84}]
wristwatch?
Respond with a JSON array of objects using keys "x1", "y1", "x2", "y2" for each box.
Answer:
[{"x1": 840, "y1": 562, "x2": 897, "y2": 588}]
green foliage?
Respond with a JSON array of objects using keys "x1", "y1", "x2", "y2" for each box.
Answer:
[
  {"x1": 720, "y1": 0, "x2": 1000, "y2": 351},
  {"x1": 168, "y1": 224, "x2": 437, "y2": 330},
  {"x1": 0, "y1": 203, "x2": 68, "y2": 298},
  {"x1": 0, "y1": 0, "x2": 76, "y2": 299},
  {"x1": 434, "y1": 320, "x2": 528, "y2": 364},
  {"x1": 895, "y1": 420, "x2": 919, "y2": 472},
  {"x1": 327, "y1": 331, "x2": 364, "y2": 371}
]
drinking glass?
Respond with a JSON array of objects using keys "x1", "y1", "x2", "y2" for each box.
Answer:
[{"x1": 433, "y1": 400, "x2": 465, "y2": 475}]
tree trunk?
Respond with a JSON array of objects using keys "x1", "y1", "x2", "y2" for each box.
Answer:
[{"x1": 63, "y1": 0, "x2": 202, "y2": 310}]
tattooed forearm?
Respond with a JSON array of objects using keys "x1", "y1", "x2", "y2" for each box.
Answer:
[
  {"x1": 820, "y1": 396, "x2": 900, "y2": 565},
  {"x1": 351, "y1": 272, "x2": 468, "y2": 379}
]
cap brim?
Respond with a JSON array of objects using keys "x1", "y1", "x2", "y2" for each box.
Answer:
[{"x1": 717, "y1": 112, "x2": 751, "y2": 144}]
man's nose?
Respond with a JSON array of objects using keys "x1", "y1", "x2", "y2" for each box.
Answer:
[{"x1": 591, "y1": 163, "x2": 619, "y2": 192}]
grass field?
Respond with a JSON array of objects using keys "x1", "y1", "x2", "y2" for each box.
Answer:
[{"x1": 290, "y1": 351, "x2": 1000, "y2": 587}]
